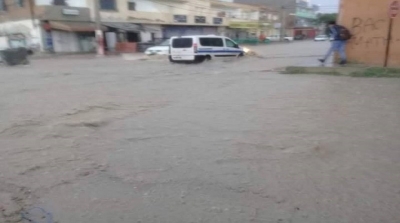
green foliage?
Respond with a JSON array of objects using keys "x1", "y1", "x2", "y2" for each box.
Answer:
[
  {"x1": 316, "y1": 13, "x2": 338, "y2": 25},
  {"x1": 283, "y1": 66, "x2": 400, "y2": 78},
  {"x1": 350, "y1": 68, "x2": 400, "y2": 77}
]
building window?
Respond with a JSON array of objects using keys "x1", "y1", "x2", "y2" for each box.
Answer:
[
  {"x1": 195, "y1": 16, "x2": 206, "y2": 24},
  {"x1": 53, "y1": 0, "x2": 68, "y2": 6},
  {"x1": 100, "y1": 0, "x2": 116, "y2": 11},
  {"x1": 0, "y1": 0, "x2": 7, "y2": 11},
  {"x1": 128, "y1": 1, "x2": 136, "y2": 11},
  {"x1": 15, "y1": 0, "x2": 24, "y2": 7},
  {"x1": 173, "y1": 15, "x2": 187, "y2": 23},
  {"x1": 213, "y1": 17, "x2": 223, "y2": 25}
]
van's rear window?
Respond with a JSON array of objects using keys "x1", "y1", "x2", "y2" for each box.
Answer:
[{"x1": 172, "y1": 38, "x2": 193, "y2": 48}]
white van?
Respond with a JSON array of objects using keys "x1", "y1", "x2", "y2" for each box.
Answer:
[{"x1": 169, "y1": 35, "x2": 244, "y2": 63}]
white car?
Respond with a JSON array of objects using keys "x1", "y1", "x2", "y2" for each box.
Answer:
[
  {"x1": 314, "y1": 35, "x2": 329, "y2": 41},
  {"x1": 144, "y1": 40, "x2": 170, "y2": 55},
  {"x1": 169, "y1": 35, "x2": 244, "y2": 63},
  {"x1": 266, "y1": 35, "x2": 294, "y2": 42}
]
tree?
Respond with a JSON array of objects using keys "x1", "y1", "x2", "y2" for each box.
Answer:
[
  {"x1": 52, "y1": 0, "x2": 68, "y2": 6},
  {"x1": 315, "y1": 13, "x2": 338, "y2": 25}
]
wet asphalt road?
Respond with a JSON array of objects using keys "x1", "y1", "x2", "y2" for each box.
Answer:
[{"x1": 1, "y1": 41, "x2": 400, "y2": 223}]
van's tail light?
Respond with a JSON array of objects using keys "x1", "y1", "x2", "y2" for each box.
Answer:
[{"x1": 193, "y1": 43, "x2": 198, "y2": 53}]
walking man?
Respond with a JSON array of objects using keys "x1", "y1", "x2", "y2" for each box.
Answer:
[{"x1": 319, "y1": 21, "x2": 351, "y2": 65}]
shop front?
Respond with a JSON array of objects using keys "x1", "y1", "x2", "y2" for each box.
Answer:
[
  {"x1": 40, "y1": 6, "x2": 97, "y2": 53},
  {"x1": 227, "y1": 21, "x2": 270, "y2": 41},
  {"x1": 293, "y1": 27, "x2": 316, "y2": 39},
  {"x1": 43, "y1": 20, "x2": 97, "y2": 53}
]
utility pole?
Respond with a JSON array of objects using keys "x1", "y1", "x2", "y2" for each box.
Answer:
[
  {"x1": 280, "y1": 6, "x2": 286, "y2": 42},
  {"x1": 28, "y1": 0, "x2": 35, "y2": 27},
  {"x1": 94, "y1": 0, "x2": 104, "y2": 56}
]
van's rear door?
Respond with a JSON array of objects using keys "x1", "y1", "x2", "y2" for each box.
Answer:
[{"x1": 170, "y1": 38, "x2": 195, "y2": 61}]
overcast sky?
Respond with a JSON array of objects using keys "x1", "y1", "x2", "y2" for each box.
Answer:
[{"x1": 312, "y1": 0, "x2": 340, "y2": 12}]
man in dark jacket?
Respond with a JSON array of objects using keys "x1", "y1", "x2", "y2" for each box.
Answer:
[{"x1": 319, "y1": 21, "x2": 348, "y2": 65}]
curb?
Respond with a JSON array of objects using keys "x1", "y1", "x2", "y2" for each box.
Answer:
[{"x1": 282, "y1": 66, "x2": 400, "y2": 77}]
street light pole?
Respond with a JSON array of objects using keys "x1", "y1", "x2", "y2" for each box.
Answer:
[
  {"x1": 94, "y1": 0, "x2": 104, "y2": 56},
  {"x1": 280, "y1": 6, "x2": 286, "y2": 42}
]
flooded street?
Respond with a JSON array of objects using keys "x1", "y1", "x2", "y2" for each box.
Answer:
[{"x1": 1, "y1": 42, "x2": 400, "y2": 223}]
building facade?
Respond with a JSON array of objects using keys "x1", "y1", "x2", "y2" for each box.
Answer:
[
  {"x1": 339, "y1": 0, "x2": 400, "y2": 67},
  {"x1": 231, "y1": 0, "x2": 318, "y2": 37},
  {"x1": 0, "y1": 0, "x2": 97, "y2": 53},
  {"x1": 1, "y1": 0, "x2": 230, "y2": 53},
  {"x1": 1, "y1": 0, "x2": 288, "y2": 53},
  {"x1": 214, "y1": 0, "x2": 280, "y2": 38},
  {"x1": 85, "y1": 0, "x2": 229, "y2": 42}
]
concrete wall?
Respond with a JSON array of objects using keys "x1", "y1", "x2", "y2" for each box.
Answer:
[
  {"x1": 41, "y1": 6, "x2": 92, "y2": 21},
  {"x1": 0, "y1": 19, "x2": 43, "y2": 49},
  {"x1": 339, "y1": 0, "x2": 400, "y2": 67}
]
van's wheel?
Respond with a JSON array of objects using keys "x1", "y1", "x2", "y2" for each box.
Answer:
[
  {"x1": 195, "y1": 56, "x2": 206, "y2": 63},
  {"x1": 169, "y1": 56, "x2": 176, "y2": 63},
  {"x1": 205, "y1": 55, "x2": 212, "y2": 61}
]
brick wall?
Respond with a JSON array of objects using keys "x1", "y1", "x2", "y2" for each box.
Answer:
[{"x1": 339, "y1": 0, "x2": 400, "y2": 67}]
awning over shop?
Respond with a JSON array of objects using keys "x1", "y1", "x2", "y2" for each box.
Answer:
[
  {"x1": 229, "y1": 22, "x2": 262, "y2": 29},
  {"x1": 102, "y1": 22, "x2": 142, "y2": 32},
  {"x1": 49, "y1": 21, "x2": 99, "y2": 32}
]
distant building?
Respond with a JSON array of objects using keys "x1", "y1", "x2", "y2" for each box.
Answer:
[
  {"x1": 231, "y1": 0, "x2": 318, "y2": 38},
  {"x1": 211, "y1": 0, "x2": 280, "y2": 38},
  {"x1": 293, "y1": 0, "x2": 317, "y2": 39}
]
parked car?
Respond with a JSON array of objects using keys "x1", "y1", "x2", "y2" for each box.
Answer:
[
  {"x1": 266, "y1": 35, "x2": 294, "y2": 42},
  {"x1": 144, "y1": 40, "x2": 170, "y2": 55},
  {"x1": 169, "y1": 35, "x2": 244, "y2": 63},
  {"x1": 294, "y1": 34, "x2": 306, "y2": 40},
  {"x1": 314, "y1": 35, "x2": 329, "y2": 41}
]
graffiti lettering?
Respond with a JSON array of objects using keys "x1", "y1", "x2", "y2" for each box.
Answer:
[
  {"x1": 348, "y1": 17, "x2": 391, "y2": 49},
  {"x1": 352, "y1": 36, "x2": 387, "y2": 47},
  {"x1": 351, "y1": 17, "x2": 386, "y2": 35}
]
